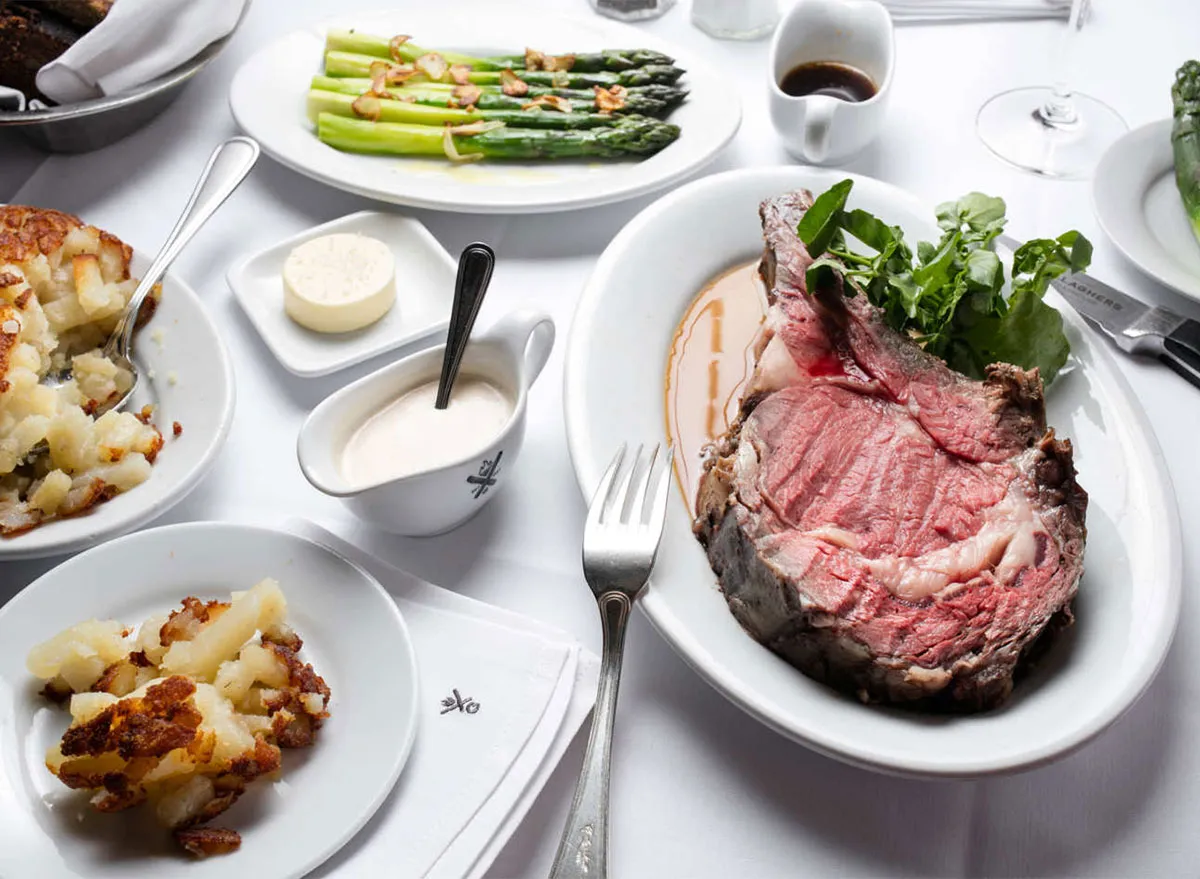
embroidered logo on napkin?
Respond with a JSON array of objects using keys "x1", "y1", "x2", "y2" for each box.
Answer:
[{"x1": 440, "y1": 688, "x2": 481, "y2": 715}]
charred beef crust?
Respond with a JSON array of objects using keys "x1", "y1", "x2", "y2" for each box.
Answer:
[{"x1": 695, "y1": 191, "x2": 1088, "y2": 712}]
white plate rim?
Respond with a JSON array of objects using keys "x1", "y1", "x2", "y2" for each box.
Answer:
[
  {"x1": 227, "y1": 8, "x2": 742, "y2": 215},
  {"x1": 0, "y1": 251, "x2": 236, "y2": 561},
  {"x1": 0, "y1": 520, "x2": 420, "y2": 879},
  {"x1": 225, "y1": 209, "x2": 455, "y2": 377},
  {"x1": 1092, "y1": 118, "x2": 1200, "y2": 302},
  {"x1": 564, "y1": 165, "x2": 1184, "y2": 778}
]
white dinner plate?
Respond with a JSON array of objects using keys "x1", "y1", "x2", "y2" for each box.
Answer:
[
  {"x1": 564, "y1": 167, "x2": 1182, "y2": 778},
  {"x1": 0, "y1": 522, "x2": 419, "y2": 879},
  {"x1": 1093, "y1": 119, "x2": 1200, "y2": 303},
  {"x1": 0, "y1": 248, "x2": 235, "y2": 561},
  {"x1": 228, "y1": 7, "x2": 741, "y2": 214},
  {"x1": 227, "y1": 210, "x2": 456, "y2": 377}
]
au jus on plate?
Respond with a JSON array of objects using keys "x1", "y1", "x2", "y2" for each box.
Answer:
[
  {"x1": 308, "y1": 29, "x2": 685, "y2": 162},
  {"x1": 671, "y1": 182, "x2": 1090, "y2": 711},
  {"x1": 26, "y1": 579, "x2": 331, "y2": 859}
]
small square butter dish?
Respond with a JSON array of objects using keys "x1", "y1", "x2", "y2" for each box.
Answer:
[{"x1": 227, "y1": 211, "x2": 456, "y2": 377}]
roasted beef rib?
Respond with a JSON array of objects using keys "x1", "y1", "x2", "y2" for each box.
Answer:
[{"x1": 695, "y1": 191, "x2": 1088, "y2": 711}]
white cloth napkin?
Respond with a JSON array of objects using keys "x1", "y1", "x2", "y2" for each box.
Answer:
[
  {"x1": 288, "y1": 520, "x2": 599, "y2": 879},
  {"x1": 879, "y1": 0, "x2": 1074, "y2": 22},
  {"x1": 34, "y1": 0, "x2": 246, "y2": 104}
]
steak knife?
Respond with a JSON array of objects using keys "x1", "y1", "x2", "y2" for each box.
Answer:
[{"x1": 998, "y1": 234, "x2": 1200, "y2": 390}]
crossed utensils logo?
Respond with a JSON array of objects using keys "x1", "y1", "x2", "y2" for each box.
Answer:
[{"x1": 466, "y1": 450, "x2": 502, "y2": 499}]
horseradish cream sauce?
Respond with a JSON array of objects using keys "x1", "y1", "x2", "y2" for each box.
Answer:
[
  {"x1": 340, "y1": 377, "x2": 512, "y2": 488},
  {"x1": 664, "y1": 260, "x2": 768, "y2": 510}
]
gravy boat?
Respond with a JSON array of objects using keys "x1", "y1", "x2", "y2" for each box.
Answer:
[
  {"x1": 768, "y1": 0, "x2": 895, "y2": 165},
  {"x1": 298, "y1": 309, "x2": 555, "y2": 536}
]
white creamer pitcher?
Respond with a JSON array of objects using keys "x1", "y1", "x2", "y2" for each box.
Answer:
[
  {"x1": 768, "y1": 0, "x2": 895, "y2": 165},
  {"x1": 298, "y1": 309, "x2": 555, "y2": 537}
]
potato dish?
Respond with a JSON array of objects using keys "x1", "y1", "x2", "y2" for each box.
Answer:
[
  {"x1": 26, "y1": 579, "x2": 332, "y2": 859},
  {"x1": 0, "y1": 205, "x2": 164, "y2": 535}
]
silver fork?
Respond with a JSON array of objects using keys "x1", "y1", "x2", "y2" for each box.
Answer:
[{"x1": 549, "y1": 442, "x2": 674, "y2": 879}]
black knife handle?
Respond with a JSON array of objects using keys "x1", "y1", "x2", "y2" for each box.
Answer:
[{"x1": 1162, "y1": 319, "x2": 1200, "y2": 390}]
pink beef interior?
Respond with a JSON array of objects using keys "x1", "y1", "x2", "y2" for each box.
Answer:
[{"x1": 695, "y1": 191, "x2": 1087, "y2": 710}]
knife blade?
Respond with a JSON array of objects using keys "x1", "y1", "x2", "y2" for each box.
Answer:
[{"x1": 997, "y1": 234, "x2": 1200, "y2": 389}]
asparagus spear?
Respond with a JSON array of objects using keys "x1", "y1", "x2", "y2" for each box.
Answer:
[
  {"x1": 324, "y1": 50, "x2": 684, "y2": 87},
  {"x1": 481, "y1": 48, "x2": 675, "y2": 73},
  {"x1": 325, "y1": 30, "x2": 477, "y2": 66},
  {"x1": 324, "y1": 28, "x2": 674, "y2": 72},
  {"x1": 308, "y1": 89, "x2": 620, "y2": 130},
  {"x1": 309, "y1": 75, "x2": 680, "y2": 116},
  {"x1": 1172, "y1": 60, "x2": 1200, "y2": 247},
  {"x1": 316, "y1": 112, "x2": 680, "y2": 160}
]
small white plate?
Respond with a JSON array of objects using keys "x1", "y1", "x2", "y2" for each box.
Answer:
[
  {"x1": 227, "y1": 211, "x2": 456, "y2": 377},
  {"x1": 0, "y1": 522, "x2": 419, "y2": 879},
  {"x1": 1093, "y1": 119, "x2": 1200, "y2": 303},
  {"x1": 0, "y1": 247, "x2": 236, "y2": 561},
  {"x1": 565, "y1": 167, "x2": 1182, "y2": 778},
  {"x1": 228, "y1": 7, "x2": 741, "y2": 214}
]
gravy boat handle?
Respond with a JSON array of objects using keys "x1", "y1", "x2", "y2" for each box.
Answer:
[{"x1": 487, "y1": 309, "x2": 556, "y2": 387}]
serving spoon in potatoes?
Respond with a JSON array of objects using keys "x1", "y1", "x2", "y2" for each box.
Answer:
[{"x1": 39, "y1": 137, "x2": 260, "y2": 419}]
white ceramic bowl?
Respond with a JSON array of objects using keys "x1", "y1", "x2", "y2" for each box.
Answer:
[
  {"x1": 1092, "y1": 119, "x2": 1200, "y2": 304},
  {"x1": 299, "y1": 310, "x2": 554, "y2": 536},
  {"x1": 0, "y1": 252, "x2": 236, "y2": 561}
]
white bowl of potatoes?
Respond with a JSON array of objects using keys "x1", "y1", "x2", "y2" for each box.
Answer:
[{"x1": 0, "y1": 205, "x2": 235, "y2": 560}]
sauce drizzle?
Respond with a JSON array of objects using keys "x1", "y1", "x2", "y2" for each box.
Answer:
[{"x1": 664, "y1": 260, "x2": 769, "y2": 513}]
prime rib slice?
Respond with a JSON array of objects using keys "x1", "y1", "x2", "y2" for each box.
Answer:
[{"x1": 695, "y1": 191, "x2": 1088, "y2": 711}]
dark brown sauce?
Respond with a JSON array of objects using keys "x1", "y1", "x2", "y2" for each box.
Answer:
[
  {"x1": 664, "y1": 260, "x2": 768, "y2": 513},
  {"x1": 778, "y1": 61, "x2": 877, "y2": 102}
]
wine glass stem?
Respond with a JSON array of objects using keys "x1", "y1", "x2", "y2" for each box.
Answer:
[{"x1": 1039, "y1": 0, "x2": 1087, "y2": 127}]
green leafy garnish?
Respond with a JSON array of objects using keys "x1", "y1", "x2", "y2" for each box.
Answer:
[{"x1": 796, "y1": 180, "x2": 1091, "y2": 385}]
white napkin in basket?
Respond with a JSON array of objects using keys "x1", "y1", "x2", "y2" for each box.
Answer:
[
  {"x1": 289, "y1": 520, "x2": 599, "y2": 879},
  {"x1": 35, "y1": 0, "x2": 246, "y2": 104},
  {"x1": 879, "y1": 0, "x2": 1074, "y2": 22}
]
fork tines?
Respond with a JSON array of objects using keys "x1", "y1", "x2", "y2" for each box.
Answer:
[{"x1": 587, "y1": 442, "x2": 675, "y2": 534}]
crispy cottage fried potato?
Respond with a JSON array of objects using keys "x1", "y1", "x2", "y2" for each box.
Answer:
[
  {"x1": 25, "y1": 580, "x2": 331, "y2": 858},
  {"x1": 0, "y1": 206, "x2": 165, "y2": 536}
]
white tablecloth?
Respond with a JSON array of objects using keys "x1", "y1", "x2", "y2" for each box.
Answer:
[{"x1": 3, "y1": 1, "x2": 1199, "y2": 876}]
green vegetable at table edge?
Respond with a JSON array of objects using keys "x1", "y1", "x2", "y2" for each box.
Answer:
[
  {"x1": 795, "y1": 179, "x2": 1092, "y2": 385},
  {"x1": 1172, "y1": 60, "x2": 1200, "y2": 248}
]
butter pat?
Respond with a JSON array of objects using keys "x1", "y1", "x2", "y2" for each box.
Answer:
[{"x1": 282, "y1": 233, "x2": 396, "y2": 333}]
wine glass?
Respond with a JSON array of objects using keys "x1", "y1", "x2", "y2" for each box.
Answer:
[{"x1": 976, "y1": 0, "x2": 1126, "y2": 179}]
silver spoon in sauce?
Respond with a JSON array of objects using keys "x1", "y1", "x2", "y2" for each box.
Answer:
[
  {"x1": 39, "y1": 136, "x2": 260, "y2": 413},
  {"x1": 435, "y1": 242, "x2": 496, "y2": 410}
]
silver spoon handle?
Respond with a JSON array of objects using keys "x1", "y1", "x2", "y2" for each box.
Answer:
[{"x1": 110, "y1": 136, "x2": 260, "y2": 358}]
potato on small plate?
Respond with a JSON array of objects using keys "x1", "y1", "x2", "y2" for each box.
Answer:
[{"x1": 0, "y1": 522, "x2": 418, "y2": 879}]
